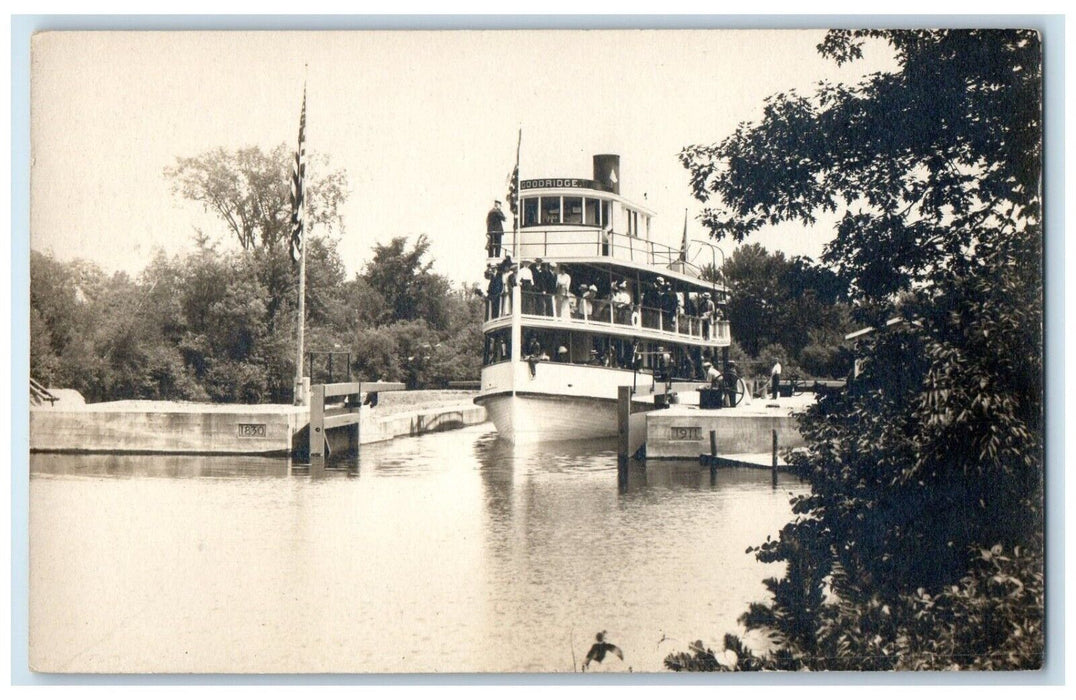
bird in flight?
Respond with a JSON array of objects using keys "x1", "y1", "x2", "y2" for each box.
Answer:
[{"x1": 583, "y1": 631, "x2": 623, "y2": 671}]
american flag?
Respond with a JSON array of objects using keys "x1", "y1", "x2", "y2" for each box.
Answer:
[
  {"x1": 679, "y1": 209, "x2": 689, "y2": 262},
  {"x1": 506, "y1": 164, "x2": 519, "y2": 215},
  {"x1": 507, "y1": 128, "x2": 521, "y2": 215},
  {"x1": 289, "y1": 88, "x2": 307, "y2": 264}
]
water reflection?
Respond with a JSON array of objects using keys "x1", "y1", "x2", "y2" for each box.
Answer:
[
  {"x1": 30, "y1": 452, "x2": 293, "y2": 480},
  {"x1": 29, "y1": 425, "x2": 807, "y2": 673}
]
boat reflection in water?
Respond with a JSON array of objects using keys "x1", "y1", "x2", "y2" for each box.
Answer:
[{"x1": 29, "y1": 424, "x2": 803, "y2": 673}]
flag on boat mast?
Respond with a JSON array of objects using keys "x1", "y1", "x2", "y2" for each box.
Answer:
[
  {"x1": 679, "y1": 208, "x2": 689, "y2": 262},
  {"x1": 510, "y1": 128, "x2": 521, "y2": 261}
]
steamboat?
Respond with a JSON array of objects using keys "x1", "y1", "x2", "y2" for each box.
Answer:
[{"x1": 475, "y1": 154, "x2": 734, "y2": 443}]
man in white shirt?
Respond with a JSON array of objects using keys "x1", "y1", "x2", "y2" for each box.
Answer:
[
  {"x1": 771, "y1": 360, "x2": 782, "y2": 400},
  {"x1": 518, "y1": 261, "x2": 535, "y2": 314},
  {"x1": 704, "y1": 361, "x2": 721, "y2": 388}
]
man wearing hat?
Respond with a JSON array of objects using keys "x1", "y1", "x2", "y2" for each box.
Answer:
[
  {"x1": 643, "y1": 277, "x2": 663, "y2": 328},
  {"x1": 704, "y1": 360, "x2": 721, "y2": 388},
  {"x1": 486, "y1": 200, "x2": 506, "y2": 257},
  {"x1": 700, "y1": 292, "x2": 716, "y2": 338},
  {"x1": 660, "y1": 279, "x2": 678, "y2": 331},
  {"x1": 532, "y1": 258, "x2": 554, "y2": 316},
  {"x1": 484, "y1": 262, "x2": 503, "y2": 318},
  {"x1": 723, "y1": 360, "x2": 740, "y2": 408}
]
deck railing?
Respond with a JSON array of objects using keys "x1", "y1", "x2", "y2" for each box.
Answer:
[
  {"x1": 484, "y1": 291, "x2": 730, "y2": 344},
  {"x1": 494, "y1": 226, "x2": 704, "y2": 276}
]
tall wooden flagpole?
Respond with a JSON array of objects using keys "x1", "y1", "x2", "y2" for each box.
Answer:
[
  {"x1": 291, "y1": 83, "x2": 308, "y2": 405},
  {"x1": 512, "y1": 128, "x2": 521, "y2": 261}
]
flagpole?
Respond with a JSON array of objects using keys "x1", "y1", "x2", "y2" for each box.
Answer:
[
  {"x1": 292, "y1": 82, "x2": 309, "y2": 406},
  {"x1": 679, "y1": 208, "x2": 689, "y2": 271},
  {"x1": 294, "y1": 232, "x2": 307, "y2": 405},
  {"x1": 512, "y1": 128, "x2": 521, "y2": 262}
]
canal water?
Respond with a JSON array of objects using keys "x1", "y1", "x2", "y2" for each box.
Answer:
[{"x1": 29, "y1": 423, "x2": 807, "y2": 674}]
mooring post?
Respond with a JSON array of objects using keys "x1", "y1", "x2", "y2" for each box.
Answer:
[
  {"x1": 617, "y1": 385, "x2": 632, "y2": 460},
  {"x1": 348, "y1": 388, "x2": 360, "y2": 456},
  {"x1": 709, "y1": 429, "x2": 718, "y2": 482},
  {"x1": 617, "y1": 385, "x2": 633, "y2": 490},
  {"x1": 310, "y1": 383, "x2": 326, "y2": 464},
  {"x1": 771, "y1": 428, "x2": 778, "y2": 488}
]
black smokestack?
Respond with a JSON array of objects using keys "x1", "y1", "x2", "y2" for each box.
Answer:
[{"x1": 593, "y1": 154, "x2": 620, "y2": 194}]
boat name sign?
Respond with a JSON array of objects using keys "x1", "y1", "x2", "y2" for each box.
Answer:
[{"x1": 520, "y1": 178, "x2": 605, "y2": 191}]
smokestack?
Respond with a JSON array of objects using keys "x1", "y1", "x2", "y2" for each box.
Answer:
[{"x1": 593, "y1": 154, "x2": 620, "y2": 194}]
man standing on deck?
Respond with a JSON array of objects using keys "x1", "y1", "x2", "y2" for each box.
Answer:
[
  {"x1": 700, "y1": 292, "x2": 716, "y2": 338},
  {"x1": 660, "y1": 281, "x2": 678, "y2": 331},
  {"x1": 536, "y1": 260, "x2": 557, "y2": 316},
  {"x1": 485, "y1": 263, "x2": 504, "y2": 318},
  {"x1": 704, "y1": 361, "x2": 721, "y2": 388},
  {"x1": 723, "y1": 361, "x2": 740, "y2": 408},
  {"x1": 518, "y1": 260, "x2": 535, "y2": 313},
  {"x1": 486, "y1": 200, "x2": 506, "y2": 257},
  {"x1": 771, "y1": 359, "x2": 782, "y2": 400}
]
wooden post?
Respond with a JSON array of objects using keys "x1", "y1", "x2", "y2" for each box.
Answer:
[
  {"x1": 310, "y1": 383, "x2": 326, "y2": 463},
  {"x1": 771, "y1": 428, "x2": 778, "y2": 488},
  {"x1": 349, "y1": 387, "x2": 360, "y2": 456},
  {"x1": 617, "y1": 386, "x2": 632, "y2": 492},
  {"x1": 617, "y1": 385, "x2": 632, "y2": 459},
  {"x1": 709, "y1": 429, "x2": 718, "y2": 481}
]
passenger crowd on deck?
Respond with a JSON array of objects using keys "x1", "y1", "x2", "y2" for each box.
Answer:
[
  {"x1": 513, "y1": 328, "x2": 731, "y2": 385},
  {"x1": 481, "y1": 258, "x2": 728, "y2": 338}
]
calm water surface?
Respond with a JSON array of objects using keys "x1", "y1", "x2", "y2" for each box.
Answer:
[{"x1": 30, "y1": 424, "x2": 806, "y2": 673}]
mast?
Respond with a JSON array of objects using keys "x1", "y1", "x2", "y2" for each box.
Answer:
[
  {"x1": 512, "y1": 128, "x2": 521, "y2": 261},
  {"x1": 510, "y1": 128, "x2": 522, "y2": 370}
]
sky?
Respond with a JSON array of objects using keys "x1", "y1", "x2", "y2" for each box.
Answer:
[{"x1": 30, "y1": 29, "x2": 897, "y2": 286}]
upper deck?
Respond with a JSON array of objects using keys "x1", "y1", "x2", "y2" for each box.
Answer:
[
  {"x1": 499, "y1": 225, "x2": 720, "y2": 293},
  {"x1": 492, "y1": 154, "x2": 724, "y2": 294}
]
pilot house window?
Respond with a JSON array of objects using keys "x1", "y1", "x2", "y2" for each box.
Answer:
[
  {"x1": 522, "y1": 197, "x2": 539, "y2": 227},
  {"x1": 541, "y1": 197, "x2": 561, "y2": 224},
  {"x1": 563, "y1": 197, "x2": 583, "y2": 224},
  {"x1": 584, "y1": 198, "x2": 601, "y2": 226}
]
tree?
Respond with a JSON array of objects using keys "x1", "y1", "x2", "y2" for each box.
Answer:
[
  {"x1": 364, "y1": 235, "x2": 452, "y2": 330},
  {"x1": 720, "y1": 243, "x2": 852, "y2": 375},
  {"x1": 30, "y1": 233, "x2": 484, "y2": 402},
  {"x1": 673, "y1": 29, "x2": 1043, "y2": 670},
  {"x1": 683, "y1": 29, "x2": 1040, "y2": 308},
  {"x1": 165, "y1": 144, "x2": 348, "y2": 251}
]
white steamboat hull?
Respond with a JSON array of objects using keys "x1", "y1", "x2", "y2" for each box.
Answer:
[
  {"x1": 477, "y1": 392, "x2": 619, "y2": 443},
  {"x1": 475, "y1": 360, "x2": 661, "y2": 443}
]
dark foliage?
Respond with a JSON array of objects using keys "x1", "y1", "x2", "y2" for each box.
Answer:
[
  {"x1": 669, "y1": 29, "x2": 1043, "y2": 671},
  {"x1": 721, "y1": 243, "x2": 853, "y2": 376}
]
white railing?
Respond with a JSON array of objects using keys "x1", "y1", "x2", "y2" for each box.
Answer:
[
  {"x1": 485, "y1": 291, "x2": 730, "y2": 344},
  {"x1": 496, "y1": 226, "x2": 702, "y2": 275}
]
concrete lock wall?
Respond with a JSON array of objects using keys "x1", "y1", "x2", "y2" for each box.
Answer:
[
  {"x1": 645, "y1": 410, "x2": 804, "y2": 459},
  {"x1": 323, "y1": 403, "x2": 487, "y2": 452},
  {"x1": 30, "y1": 401, "x2": 488, "y2": 456},
  {"x1": 30, "y1": 407, "x2": 301, "y2": 455}
]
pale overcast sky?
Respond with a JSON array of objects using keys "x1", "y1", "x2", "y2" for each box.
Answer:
[{"x1": 30, "y1": 29, "x2": 895, "y2": 285}]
